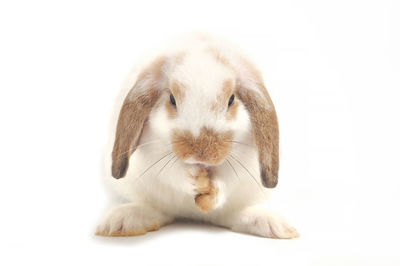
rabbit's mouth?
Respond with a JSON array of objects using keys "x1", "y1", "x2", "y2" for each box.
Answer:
[
  {"x1": 184, "y1": 161, "x2": 217, "y2": 183},
  {"x1": 182, "y1": 158, "x2": 217, "y2": 167},
  {"x1": 171, "y1": 127, "x2": 233, "y2": 166}
]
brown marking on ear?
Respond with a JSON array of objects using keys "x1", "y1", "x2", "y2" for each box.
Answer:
[
  {"x1": 172, "y1": 127, "x2": 233, "y2": 165},
  {"x1": 238, "y1": 56, "x2": 264, "y2": 84},
  {"x1": 233, "y1": 55, "x2": 280, "y2": 187},
  {"x1": 112, "y1": 89, "x2": 160, "y2": 178},
  {"x1": 111, "y1": 57, "x2": 166, "y2": 179},
  {"x1": 133, "y1": 56, "x2": 167, "y2": 90},
  {"x1": 237, "y1": 86, "x2": 279, "y2": 188}
]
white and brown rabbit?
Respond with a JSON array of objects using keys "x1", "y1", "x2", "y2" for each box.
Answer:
[{"x1": 96, "y1": 33, "x2": 299, "y2": 238}]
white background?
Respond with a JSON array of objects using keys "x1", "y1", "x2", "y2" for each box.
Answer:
[{"x1": 1, "y1": 0, "x2": 399, "y2": 265}]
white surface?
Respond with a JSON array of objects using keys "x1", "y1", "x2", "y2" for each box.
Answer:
[{"x1": 0, "y1": 0, "x2": 399, "y2": 265}]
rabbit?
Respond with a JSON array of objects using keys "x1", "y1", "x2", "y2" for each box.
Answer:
[{"x1": 96, "y1": 33, "x2": 299, "y2": 239}]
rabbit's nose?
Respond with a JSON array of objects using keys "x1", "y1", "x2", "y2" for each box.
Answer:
[{"x1": 171, "y1": 127, "x2": 233, "y2": 165}]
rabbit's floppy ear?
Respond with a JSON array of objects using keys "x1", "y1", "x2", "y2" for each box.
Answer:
[
  {"x1": 111, "y1": 57, "x2": 167, "y2": 179},
  {"x1": 237, "y1": 81, "x2": 279, "y2": 188}
]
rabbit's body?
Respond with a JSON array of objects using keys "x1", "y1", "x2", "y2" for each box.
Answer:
[{"x1": 97, "y1": 34, "x2": 299, "y2": 238}]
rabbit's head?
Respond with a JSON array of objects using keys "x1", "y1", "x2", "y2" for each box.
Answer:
[{"x1": 111, "y1": 47, "x2": 279, "y2": 188}]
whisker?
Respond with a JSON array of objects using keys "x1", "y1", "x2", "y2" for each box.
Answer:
[
  {"x1": 137, "y1": 152, "x2": 174, "y2": 179},
  {"x1": 225, "y1": 158, "x2": 240, "y2": 182},
  {"x1": 228, "y1": 145, "x2": 259, "y2": 164},
  {"x1": 225, "y1": 140, "x2": 255, "y2": 148},
  {"x1": 155, "y1": 155, "x2": 176, "y2": 179},
  {"x1": 169, "y1": 157, "x2": 179, "y2": 170},
  {"x1": 136, "y1": 140, "x2": 163, "y2": 149},
  {"x1": 116, "y1": 141, "x2": 176, "y2": 159},
  {"x1": 228, "y1": 154, "x2": 266, "y2": 196},
  {"x1": 137, "y1": 154, "x2": 177, "y2": 194},
  {"x1": 115, "y1": 141, "x2": 161, "y2": 158},
  {"x1": 115, "y1": 140, "x2": 189, "y2": 159},
  {"x1": 229, "y1": 150, "x2": 259, "y2": 169},
  {"x1": 132, "y1": 152, "x2": 174, "y2": 189},
  {"x1": 170, "y1": 140, "x2": 187, "y2": 145}
]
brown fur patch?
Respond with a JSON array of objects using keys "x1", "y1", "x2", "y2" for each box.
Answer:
[
  {"x1": 192, "y1": 167, "x2": 218, "y2": 212},
  {"x1": 131, "y1": 56, "x2": 167, "y2": 95},
  {"x1": 165, "y1": 101, "x2": 177, "y2": 119},
  {"x1": 204, "y1": 49, "x2": 239, "y2": 121},
  {"x1": 195, "y1": 189, "x2": 217, "y2": 213},
  {"x1": 172, "y1": 127, "x2": 233, "y2": 165},
  {"x1": 208, "y1": 79, "x2": 239, "y2": 120},
  {"x1": 233, "y1": 55, "x2": 280, "y2": 188},
  {"x1": 170, "y1": 80, "x2": 186, "y2": 104},
  {"x1": 211, "y1": 79, "x2": 234, "y2": 112},
  {"x1": 166, "y1": 80, "x2": 186, "y2": 119},
  {"x1": 195, "y1": 168, "x2": 212, "y2": 194},
  {"x1": 206, "y1": 47, "x2": 233, "y2": 68},
  {"x1": 226, "y1": 101, "x2": 239, "y2": 120},
  {"x1": 206, "y1": 46, "x2": 264, "y2": 85},
  {"x1": 111, "y1": 57, "x2": 166, "y2": 179},
  {"x1": 237, "y1": 87, "x2": 279, "y2": 188}
]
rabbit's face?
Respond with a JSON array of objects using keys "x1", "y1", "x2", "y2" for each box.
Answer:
[
  {"x1": 150, "y1": 52, "x2": 250, "y2": 166},
  {"x1": 112, "y1": 44, "x2": 279, "y2": 188}
]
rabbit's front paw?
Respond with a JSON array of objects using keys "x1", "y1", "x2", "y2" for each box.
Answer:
[
  {"x1": 231, "y1": 207, "x2": 299, "y2": 239},
  {"x1": 192, "y1": 168, "x2": 226, "y2": 212},
  {"x1": 96, "y1": 204, "x2": 169, "y2": 237}
]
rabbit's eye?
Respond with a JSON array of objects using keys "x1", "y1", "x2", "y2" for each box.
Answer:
[
  {"x1": 170, "y1": 94, "x2": 176, "y2": 106},
  {"x1": 228, "y1": 94, "x2": 235, "y2": 107}
]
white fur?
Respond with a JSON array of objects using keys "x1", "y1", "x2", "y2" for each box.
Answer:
[{"x1": 98, "y1": 33, "x2": 298, "y2": 238}]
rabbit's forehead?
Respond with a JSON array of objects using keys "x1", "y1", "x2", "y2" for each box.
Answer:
[{"x1": 169, "y1": 51, "x2": 236, "y2": 105}]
